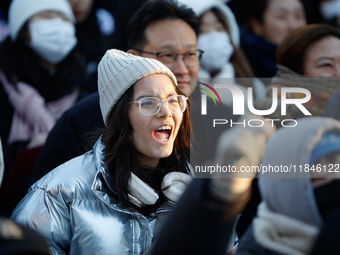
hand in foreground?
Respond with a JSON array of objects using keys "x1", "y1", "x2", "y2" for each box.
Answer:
[{"x1": 211, "y1": 114, "x2": 276, "y2": 206}]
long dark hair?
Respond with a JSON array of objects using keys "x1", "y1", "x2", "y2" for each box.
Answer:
[
  {"x1": 0, "y1": 21, "x2": 88, "y2": 101},
  {"x1": 276, "y1": 24, "x2": 340, "y2": 74},
  {"x1": 102, "y1": 83, "x2": 191, "y2": 210}
]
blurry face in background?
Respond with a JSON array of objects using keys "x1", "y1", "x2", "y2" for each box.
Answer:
[
  {"x1": 27, "y1": 11, "x2": 77, "y2": 66},
  {"x1": 197, "y1": 10, "x2": 234, "y2": 75},
  {"x1": 199, "y1": 10, "x2": 227, "y2": 35},
  {"x1": 252, "y1": 0, "x2": 306, "y2": 45},
  {"x1": 303, "y1": 36, "x2": 340, "y2": 77},
  {"x1": 68, "y1": 0, "x2": 94, "y2": 23}
]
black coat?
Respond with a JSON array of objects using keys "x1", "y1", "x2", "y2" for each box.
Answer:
[
  {"x1": 149, "y1": 179, "x2": 283, "y2": 255},
  {"x1": 240, "y1": 31, "x2": 278, "y2": 80},
  {"x1": 236, "y1": 224, "x2": 282, "y2": 255},
  {"x1": 151, "y1": 179, "x2": 236, "y2": 255}
]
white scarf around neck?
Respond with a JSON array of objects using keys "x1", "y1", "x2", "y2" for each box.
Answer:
[{"x1": 253, "y1": 202, "x2": 320, "y2": 255}]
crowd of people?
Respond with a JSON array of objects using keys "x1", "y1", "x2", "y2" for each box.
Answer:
[{"x1": 1, "y1": 0, "x2": 340, "y2": 254}]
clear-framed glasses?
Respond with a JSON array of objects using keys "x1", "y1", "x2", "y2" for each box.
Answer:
[
  {"x1": 129, "y1": 95, "x2": 188, "y2": 116},
  {"x1": 134, "y1": 49, "x2": 204, "y2": 68}
]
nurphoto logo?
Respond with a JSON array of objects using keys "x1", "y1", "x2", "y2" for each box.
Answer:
[{"x1": 199, "y1": 82, "x2": 312, "y2": 128}]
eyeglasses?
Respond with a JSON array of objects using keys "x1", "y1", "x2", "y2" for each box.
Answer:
[
  {"x1": 128, "y1": 95, "x2": 188, "y2": 116},
  {"x1": 134, "y1": 49, "x2": 204, "y2": 68}
]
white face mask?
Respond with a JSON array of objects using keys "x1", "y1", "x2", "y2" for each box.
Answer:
[
  {"x1": 198, "y1": 31, "x2": 234, "y2": 73},
  {"x1": 29, "y1": 17, "x2": 77, "y2": 64},
  {"x1": 320, "y1": 0, "x2": 340, "y2": 21}
]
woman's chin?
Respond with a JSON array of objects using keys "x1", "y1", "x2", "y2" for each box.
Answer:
[{"x1": 152, "y1": 146, "x2": 174, "y2": 159}]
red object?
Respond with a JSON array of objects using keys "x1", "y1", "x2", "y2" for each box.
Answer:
[{"x1": 0, "y1": 146, "x2": 43, "y2": 214}]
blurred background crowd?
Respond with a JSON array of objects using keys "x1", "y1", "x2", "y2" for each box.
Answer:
[{"x1": 1, "y1": 0, "x2": 340, "y2": 254}]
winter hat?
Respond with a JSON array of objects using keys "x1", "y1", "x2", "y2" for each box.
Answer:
[
  {"x1": 98, "y1": 49, "x2": 177, "y2": 125},
  {"x1": 8, "y1": 0, "x2": 75, "y2": 41}
]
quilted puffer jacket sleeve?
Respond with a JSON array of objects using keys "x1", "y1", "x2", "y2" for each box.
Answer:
[{"x1": 11, "y1": 187, "x2": 72, "y2": 255}]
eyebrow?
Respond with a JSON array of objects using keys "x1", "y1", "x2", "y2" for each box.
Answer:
[
  {"x1": 273, "y1": 7, "x2": 304, "y2": 12},
  {"x1": 134, "y1": 93, "x2": 178, "y2": 101},
  {"x1": 158, "y1": 44, "x2": 197, "y2": 50}
]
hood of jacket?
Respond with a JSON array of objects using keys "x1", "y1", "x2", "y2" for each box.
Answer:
[{"x1": 259, "y1": 117, "x2": 340, "y2": 228}]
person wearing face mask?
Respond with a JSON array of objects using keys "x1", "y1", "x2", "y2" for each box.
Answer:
[
  {"x1": 0, "y1": 0, "x2": 87, "y2": 216},
  {"x1": 179, "y1": 0, "x2": 266, "y2": 104}
]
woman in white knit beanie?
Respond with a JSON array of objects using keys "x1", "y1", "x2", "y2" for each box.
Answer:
[{"x1": 12, "y1": 49, "x2": 192, "y2": 254}]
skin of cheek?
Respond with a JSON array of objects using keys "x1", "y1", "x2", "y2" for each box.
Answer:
[
  {"x1": 303, "y1": 37, "x2": 340, "y2": 77},
  {"x1": 130, "y1": 116, "x2": 153, "y2": 157},
  {"x1": 139, "y1": 19, "x2": 199, "y2": 96}
]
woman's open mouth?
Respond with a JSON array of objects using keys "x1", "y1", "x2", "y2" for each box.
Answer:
[{"x1": 152, "y1": 125, "x2": 173, "y2": 143}]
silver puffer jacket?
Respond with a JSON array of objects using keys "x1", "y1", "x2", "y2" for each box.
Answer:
[{"x1": 11, "y1": 139, "x2": 172, "y2": 255}]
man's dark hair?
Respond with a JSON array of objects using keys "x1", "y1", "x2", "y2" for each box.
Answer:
[{"x1": 126, "y1": 0, "x2": 199, "y2": 49}]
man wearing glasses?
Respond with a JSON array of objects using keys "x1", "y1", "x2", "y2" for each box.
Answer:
[
  {"x1": 126, "y1": 0, "x2": 202, "y2": 96},
  {"x1": 24, "y1": 0, "x2": 234, "y2": 200}
]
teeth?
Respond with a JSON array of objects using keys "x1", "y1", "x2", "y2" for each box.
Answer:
[
  {"x1": 160, "y1": 139, "x2": 168, "y2": 142},
  {"x1": 156, "y1": 125, "x2": 171, "y2": 131}
]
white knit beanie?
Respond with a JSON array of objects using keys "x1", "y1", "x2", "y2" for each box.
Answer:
[
  {"x1": 8, "y1": 0, "x2": 75, "y2": 41},
  {"x1": 98, "y1": 49, "x2": 177, "y2": 125}
]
